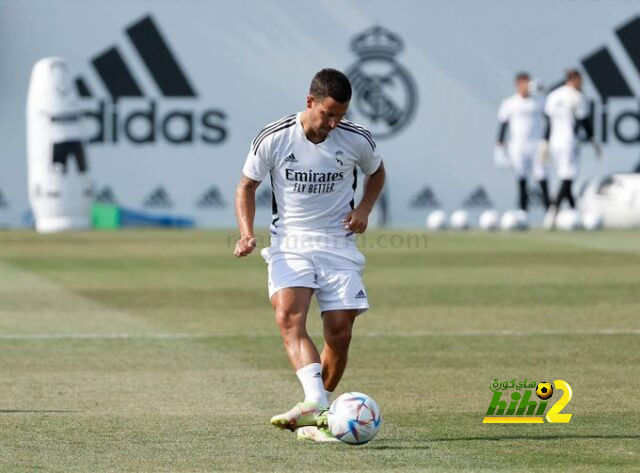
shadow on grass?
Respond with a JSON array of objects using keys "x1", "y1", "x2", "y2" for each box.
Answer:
[
  {"x1": 369, "y1": 434, "x2": 640, "y2": 450},
  {"x1": 0, "y1": 409, "x2": 79, "y2": 414}
]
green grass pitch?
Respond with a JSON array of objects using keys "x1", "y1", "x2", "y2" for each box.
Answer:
[{"x1": 1, "y1": 229, "x2": 639, "y2": 472}]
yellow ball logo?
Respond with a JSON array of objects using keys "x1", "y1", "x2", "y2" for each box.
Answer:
[{"x1": 536, "y1": 382, "x2": 553, "y2": 400}]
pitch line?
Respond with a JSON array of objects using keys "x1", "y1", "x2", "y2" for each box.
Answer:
[{"x1": 0, "y1": 329, "x2": 638, "y2": 340}]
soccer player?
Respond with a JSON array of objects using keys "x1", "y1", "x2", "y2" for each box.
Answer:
[
  {"x1": 234, "y1": 69, "x2": 385, "y2": 442},
  {"x1": 541, "y1": 69, "x2": 601, "y2": 228},
  {"x1": 496, "y1": 72, "x2": 550, "y2": 211}
]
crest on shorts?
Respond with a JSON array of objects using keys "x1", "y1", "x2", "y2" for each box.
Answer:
[{"x1": 346, "y1": 26, "x2": 418, "y2": 139}]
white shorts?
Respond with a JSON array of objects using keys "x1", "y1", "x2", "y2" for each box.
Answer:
[
  {"x1": 550, "y1": 142, "x2": 580, "y2": 180},
  {"x1": 508, "y1": 141, "x2": 547, "y2": 180},
  {"x1": 260, "y1": 237, "x2": 370, "y2": 315}
]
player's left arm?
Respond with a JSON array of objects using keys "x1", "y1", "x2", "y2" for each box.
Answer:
[
  {"x1": 575, "y1": 99, "x2": 602, "y2": 159},
  {"x1": 343, "y1": 162, "x2": 385, "y2": 234}
]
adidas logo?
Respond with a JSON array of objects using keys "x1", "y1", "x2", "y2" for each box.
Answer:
[
  {"x1": 196, "y1": 186, "x2": 226, "y2": 208},
  {"x1": 462, "y1": 186, "x2": 493, "y2": 209},
  {"x1": 94, "y1": 186, "x2": 118, "y2": 204},
  {"x1": 143, "y1": 186, "x2": 173, "y2": 208},
  {"x1": 75, "y1": 15, "x2": 227, "y2": 145},
  {"x1": 0, "y1": 190, "x2": 8, "y2": 208},
  {"x1": 561, "y1": 15, "x2": 640, "y2": 147},
  {"x1": 284, "y1": 153, "x2": 297, "y2": 162},
  {"x1": 410, "y1": 186, "x2": 441, "y2": 208},
  {"x1": 355, "y1": 289, "x2": 367, "y2": 300}
]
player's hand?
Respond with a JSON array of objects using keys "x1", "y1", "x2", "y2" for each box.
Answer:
[
  {"x1": 343, "y1": 208, "x2": 369, "y2": 234},
  {"x1": 537, "y1": 140, "x2": 550, "y2": 164},
  {"x1": 234, "y1": 235, "x2": 257, "y2": 257},
  {"x1": 493, "y1": 144, "x2": 509, "y2": 168},
  {"x1": 592, "y1": 140, "x2": 603, "y2": 160}
]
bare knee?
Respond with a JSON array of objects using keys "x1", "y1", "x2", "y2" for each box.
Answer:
[
  {"x1": 275, "y1": 310, "x2": 306, "y2": 337},
  {"x1": 325, "y1": 325, "x2": 352, "y2": 349}
]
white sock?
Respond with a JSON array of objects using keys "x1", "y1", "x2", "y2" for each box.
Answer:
[
  {"x1": 296, "y1": 363, "x2": 328, "y2": 407},
  {"x1": 325, "y1": 389, "x2": 334, "y2": 404}
]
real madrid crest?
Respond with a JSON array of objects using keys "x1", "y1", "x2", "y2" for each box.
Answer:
[{"x1": 346, "y1": 26, "x2": 417, "y2": 139}]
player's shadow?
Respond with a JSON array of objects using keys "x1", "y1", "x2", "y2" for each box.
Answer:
[
  {"x1": 370, "y1": 434, "x2": 640, "y2": 450},
  {"x1": 0, "y1": 409, "x2": 78, "y2": 414}
]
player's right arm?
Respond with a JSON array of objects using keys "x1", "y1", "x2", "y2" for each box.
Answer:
[
  {"x1": 496, "y1": 97, "x2": 511, "y2": 146},
  {"x1": 234, "y1": 130, "x2": 274, "y2": 257},
  {"x1": 234, "y1": 176, "x2": 260, "y2": 257}
]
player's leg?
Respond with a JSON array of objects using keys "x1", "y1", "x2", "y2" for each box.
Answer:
[
  {"x1": 538, "y1": 179, "x2": 551, "y2": 210},
  {"x1": 298, "y1": 310, "x2": 359, "y2": 444},
  {"x1": 315, "y1": 262, "x2": 369, "y2": 398},
  {"x1": 265, "y1": 250, "x2": 330, "y2": 430},
  {"x1": 320, "y1": 309, "x2": 358, "y2": 392},
  {"x1": 558, "y1": 143, "x2": 580, "y2": 209},
  {"x1": 270, "y1": 287, "x2": 330, "y2": 430},
  {"x1": 509, "y1": 143, "x2": 528, "y2": 211},
  {"x1": 567, "y1": 183, "x2": 576, "y2": 208},
  {"x1": 555, "y1": 145, "x2": 578, "y2": 209},
  {"x1": 272, "y1": 287, "x2": 318, "y2": 371},
  {"x1": 518, "y1": 179, "x2": 528, "y2": 211},
  {"x1": 532, "y1": 145, "x2": 551, "y2": 210},
  {"x1": 544, "y1": 144, "x2": 564, "y2": 229},
  {"x1": 556, "y1": 179, "x2": 575, "y2": 209},
  {"x1": 298, "y1": 239, "x2": 368, "y2": 442}
]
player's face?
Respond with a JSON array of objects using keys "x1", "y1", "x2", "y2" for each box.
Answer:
[
  {"x1": 306, "y1": 95, "x2": 350, "y2": 138},
  {"x1": 571, "y1": 76, "x2": 583, "y2": 90},
  {"x1": 516, "y1": 78, "x2": 529, "y2": 96}
]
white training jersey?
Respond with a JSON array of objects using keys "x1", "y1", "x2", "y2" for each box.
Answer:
[
  {"x1": 497, "y1": 93, "x2": 545, "y2": 143},
  {"x1": 544, "y1": 85, "x2": 589, "y2": 146},
  {"x1": 242, "y1": 112, "x2": 382, "y2": 236}
]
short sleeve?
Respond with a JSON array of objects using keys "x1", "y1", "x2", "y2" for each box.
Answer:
[
  {"x1": 357, "y1": 138, "x2": 382, "y2": 176},
  {"x1": 242, "y1": 139, "x2": 272, "y2": 181},
  {"x1": 497, "y1": 98, "x2": 511, "y2": 123}
]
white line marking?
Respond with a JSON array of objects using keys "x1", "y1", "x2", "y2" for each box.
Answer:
[{"x1": 0, "y1": 329, "x2": 638, "y2": 340}]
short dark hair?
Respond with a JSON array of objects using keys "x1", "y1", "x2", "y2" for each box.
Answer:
[
  {"x1": 566, "y1": 68, "x2": 582, "y2": 81},
  {"x1": 309, "y1": 68, "x2": 352, "y2": 103},
  {"x1": 515, "y1": 72, "x2": 530, "y2": 81}
]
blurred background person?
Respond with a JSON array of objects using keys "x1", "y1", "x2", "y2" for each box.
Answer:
[
  {"x1": 496, "y1": 72, "x2": 550, "y2": 212},
  {"x1": 541, "y1": 68, "x2": 601, "y2": 229}
]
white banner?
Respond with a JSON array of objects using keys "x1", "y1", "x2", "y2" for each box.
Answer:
[{"x1": 1, "y1": 0, "x2": 640, "y2": 228}]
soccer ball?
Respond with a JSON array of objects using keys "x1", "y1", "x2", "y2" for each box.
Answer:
[
  {"x1": 582, "y1": 212, "x2": 603, "y2": 231},
  {"x1": 328, "y1": 392, "x2": 381, "y2": 445},
  {"x1": 425, "y1": 209, "x2": 448, "y2": 231},
  {"x1": 536, "y1": 382, "x2": 553, "y2": 400},
  {"x1": 478, "y1": 209, "x2": 499, "y2": 230},
  {"x1": 449, "y1": 209, "x2": 470, "y2": 230},
  {"x1": 500, "y1": 210, "x2": 528, "y2": 231},
  {"x1": 556, "y1": 209, "x2": 582, "y2": 231}
]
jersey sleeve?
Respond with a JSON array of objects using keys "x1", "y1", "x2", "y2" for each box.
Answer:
[
  {"x1": 357, "y1": 138, "x2": 382, "y2": 176},
  {"x1": 497, "y1": 98, "x2": 511, "y2": 123},
  {"x1": 241, "y1": 138, "x2": 272, "y2": 181}
]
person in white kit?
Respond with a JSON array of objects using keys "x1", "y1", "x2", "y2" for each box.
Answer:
[
  {"x1": 541, "y1": 69, "x2": 601, "y2": 228},
  {"x1": 496, "y1": 72, "x2": 550, "y2": 211},
  {"x1": 234, "y1": 69, "x2": 385, "y2": 442}
]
